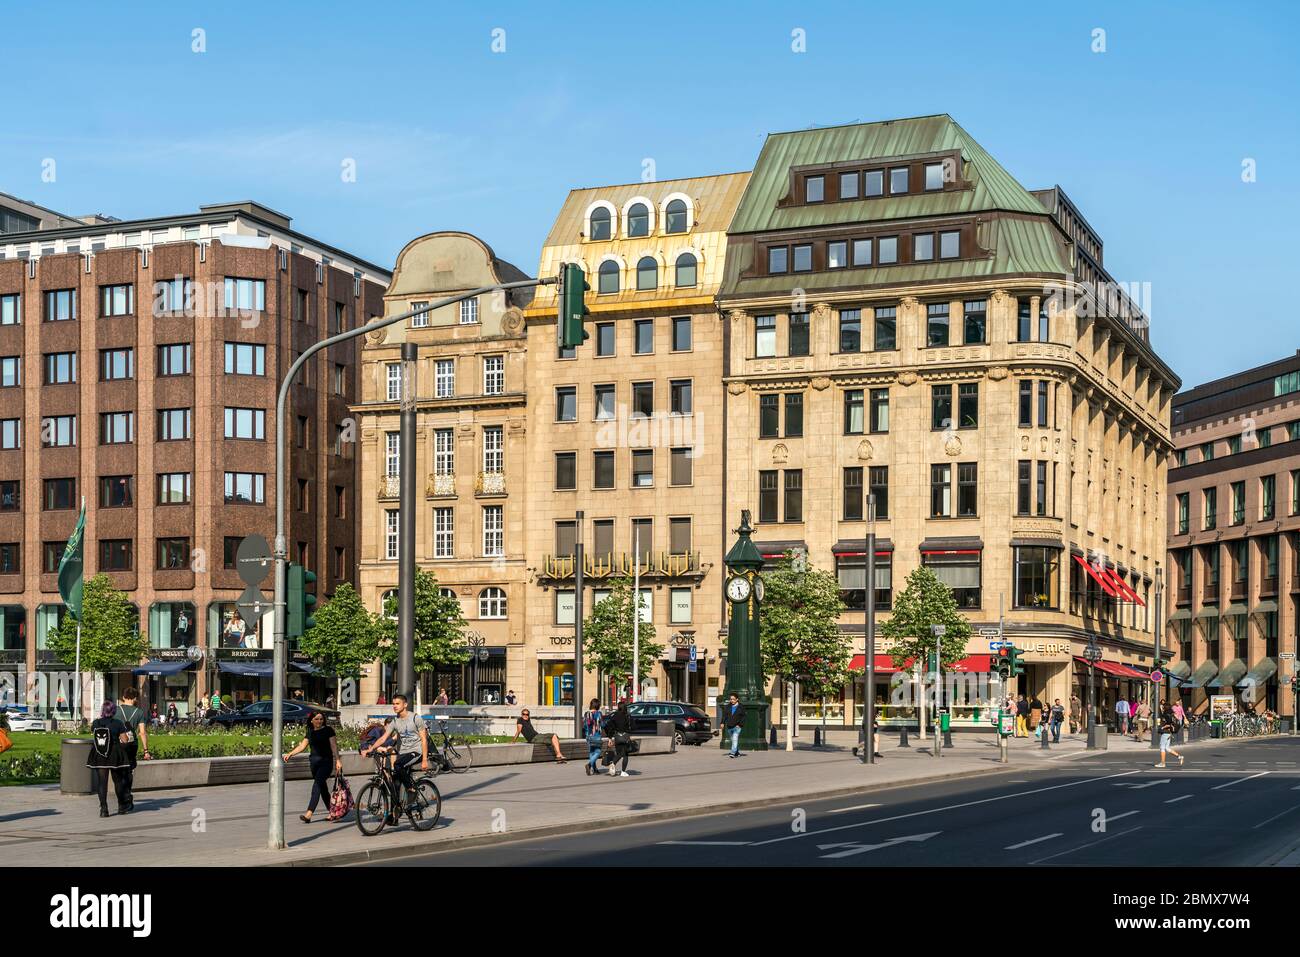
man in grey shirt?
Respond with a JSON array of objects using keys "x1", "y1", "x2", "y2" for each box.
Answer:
[{"x1": 361, "y1": 693, "x2": 428, "y2": 799}]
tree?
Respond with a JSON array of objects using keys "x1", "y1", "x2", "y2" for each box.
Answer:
[
  {"x1": 879, "y1": 565, "x2": 973, "y2": 672},
  {"x1": 300, "y1": 582, "x2": 381, "y2": 705},
  {"x1": 377, "y1": 569, "x2": 469, "y2": 679},
  {"x1": 582, "y1": 576, "x2": 664, "y2": 694},
  {"x1": 759, "y1": 553, "x2": 852, "y2": 734},
  {"x1": 47, "y1": 574, "x2": 147, "y2": 674}
]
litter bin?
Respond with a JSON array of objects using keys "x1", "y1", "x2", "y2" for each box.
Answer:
[
  {"x1": 1211, "y1": 720, "x2": 1224, "y2": 739},
  {"x1": 60, "y1": 738, "x2": 95, "y2": 795},
  {"x1": 938, "y1": 711, "x2": 951, "y2": 733},
  {"x1": 655, "y1": 719, "x2": 675, "y2": 737}
]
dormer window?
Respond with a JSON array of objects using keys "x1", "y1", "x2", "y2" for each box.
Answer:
[
  {"x1": 627, "y1": 203, "x2": 650, "y2": 238},
  {"x1": 914, "y1": 233, "x2": 934, "y2": 262},
  {"x1": 792, "y1": 245, "x2": 812, "y2": 272},
  {"x1": 889, "y1": 167, "x2": 909, "y2": 194},
  {"x1": 675, "y1": 252, "x2": 697, "y2": 287},
  {"x1": 865, "y1": 170, "x2": 884, "y2": 197},
  {"x1": 589, "y1": 207, "x2": 611, "y2": 241},
  {"x1": 924, "y1": 163, "x2": 945, "y2": 191},
  {"x1": 665, "y1": 199, "x2": 688, "y2": 234},
  {"x1": 598, "y1": 260, "x2": 620, "y2": 294},
  {"x1": 839, "y1": 172, "x2": 859, "y2": 199},
  {"x1": 636, "y1": 256, "x2": 658, "y2": 291},
  {"x1": 940, "y1": 230, "x2": 960, "y2": 259},
  {"x1": 805, "y1": 175, "x2": 824, "y2": 203},
  {"x1": 768, "y1": 247, "x2": 788, "y2": 274}
]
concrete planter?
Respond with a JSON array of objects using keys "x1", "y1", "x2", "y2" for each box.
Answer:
[{"x1": 339, "y1": 704, "x2": 572, "y2": 737}]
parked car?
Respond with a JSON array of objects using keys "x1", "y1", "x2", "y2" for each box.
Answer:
[
  {"x1": 625, "y1": 701, "x2": 712, "y2": 745},
  {"x1": 2, "y1": 708, "x2": 48, "y2": 732},
  {"x1": 208, "y1": 700, "x2": 337, "y2": 729}
]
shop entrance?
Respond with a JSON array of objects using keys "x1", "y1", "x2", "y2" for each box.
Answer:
[{"x1": 540, "y1": 661, "x2": 575, "y2": 706}]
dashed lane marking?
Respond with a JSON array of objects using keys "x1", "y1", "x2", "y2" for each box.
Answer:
[{"x1": 1005, "y1": 833, "x2": 1062, "y2": 850}]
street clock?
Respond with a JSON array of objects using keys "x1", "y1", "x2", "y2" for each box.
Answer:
[
  {"x1": 726, "y1": 575, "x2": 752, "y2": 603},
  {"x1": 753, "y1": 576, "x2": 765, "y2": 602}
]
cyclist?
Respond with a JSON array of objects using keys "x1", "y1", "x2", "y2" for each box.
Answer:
[{"x1": 360, "y1": 694, "x2": 429, "y2": 816}]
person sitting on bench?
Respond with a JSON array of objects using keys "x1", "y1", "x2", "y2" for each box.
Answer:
[{"x1": 513, "y1": 709, "x2": 566, "y2": 762}]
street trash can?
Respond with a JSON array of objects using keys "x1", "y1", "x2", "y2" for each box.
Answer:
[
  {"x1": 1211, "y1": 720, "x2": 1224, "y2": 739},
  {"x1": 60, "y1": 738, "x2": 95, "y2": 795},
  {"x1": 939, "y1": 711, "x2": 951, "y2": 732},
  {"x1": 655, "y1": 719, "x2": 675, "y2": 737}
]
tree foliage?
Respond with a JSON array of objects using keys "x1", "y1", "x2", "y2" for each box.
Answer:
[
  {"x1": 759, "y1": 553, "x2": 851, "y2": 699},
  {"x1": 300, "y1": 582, "x2": 380, "y2": 680},
  {"x1": 581, "y1": 576, "x2": 664, "y2": 684},
  {"x1": 878, "y1": 565, "x2": 972, "y2": 671},
  {"x1": 377, "y1": 569, "x2": 469, "y2": 673},
  {"x1": 48, "y1": 574, "x2": 147, "y2": 673}
]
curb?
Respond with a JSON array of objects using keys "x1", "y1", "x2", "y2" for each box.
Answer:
[{"x1": 262, "y1": 761, "x2": 1023, "y2": 867}]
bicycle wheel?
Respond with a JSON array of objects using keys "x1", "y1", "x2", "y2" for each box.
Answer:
[
  {"x1": 355, "y1": 780, "x2": 390, "y2": 836},
  {"x1": 443, "y1": 737, "x2": 474, "y2": 773},
  {"x1": 405, "y1": 778, "x2": 442, "y2": 831}
]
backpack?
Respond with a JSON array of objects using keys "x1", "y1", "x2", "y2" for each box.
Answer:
[{"x1": 327, "y1": 774, "x2": 354, "y2": 821}]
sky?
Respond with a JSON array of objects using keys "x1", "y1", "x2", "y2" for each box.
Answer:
[{"x1": 2, "y1": 0, "x2": 1296, "y2": 389}]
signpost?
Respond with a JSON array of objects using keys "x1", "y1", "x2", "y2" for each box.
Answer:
[
  {"x1": 931, "y1": 624, "x2": 945, "y2": 758},
  {"x1": 1083, "y1": 641, "x2": 1103, "y2": 750}
]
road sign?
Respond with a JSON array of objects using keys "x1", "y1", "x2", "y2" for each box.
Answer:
[
  {"x1": 1150, "y1": 670, "x2": 1164, "y2": 683},
  {"x1": 688, "y1": 644, "x2": 697, "y2": 662},
  {"x1": 235, "y1": 534, "x2": 274, "y2": 586},
  {"x1": 1281, "y1": 653, "x2": 1295, "y2": 660},
  {"x1": 237, "y1": 583, "x2": 273, "y2": 626},
  {"x1": 931, "y1": 624, "x2": 946, "y2": 637},
  {"x1": 989, "y1": 641, "x2": 1009, "y2": 651},
  {"x1": 977, "y1": 626, "x2": 1002, "y2": 639}
]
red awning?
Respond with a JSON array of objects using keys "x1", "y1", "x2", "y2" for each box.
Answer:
[
  {"x1": 950, "y1": 655, "x2": 991, "y2": 672},
  {"x1": 1074, "y1": 657, "x2": 1148, "y2": 679},
  {"x1": 1074, "y1": 555, "x2": 1119, "y2": 596},
  {"x1": 1101, "y1": 568, "x2": 1146, "y2": 606},
  {"x1": 849, "y1": 655, "x2": 905, "y2": 673},
  {"x1": 850, "y1": 655, "x2": 988, "y2": 673}
]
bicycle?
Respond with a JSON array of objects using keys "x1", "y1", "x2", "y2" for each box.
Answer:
[
  {"x1": 426, "y1": 716, "x2": 474, "y2": 773},
  {"x1": 355, "y1": 749, "x2": 442, "y2": 836}
]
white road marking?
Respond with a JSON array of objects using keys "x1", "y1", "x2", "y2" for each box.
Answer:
[
  {"x1": 1028, "y1": 826, "x2": 1143, "y2": 865},
  {"x1": 752, "y1": 768, "x2": 1142, "y2": 847},
  {"x1": 1164, "y1": 794, "x2": 1193, "y2": 804},
  {"x1": 1108, "y1": 810, "x2": 1141, "y2": 822},
  {"x1": 1113, "y1": 779, "x2": 1170, "y2": 789},
  {"x1": 1253, "y1": 805, "x2": 1300, "y2": 829},
  {"x1": 1212, "y1": 772, "x2": 1270, "y2": 791},
  {"x1": 656, "y1": 840, "x2": 751, "y2": 846},
  {"x1": 1005, "y1": 833, "x2": 1063, "y2": 850},
  {"x1": 828, "y1": 803, "x2": 881, "y2": 814},
  {"x1": 817, "y1": 831, "x2": 941, "y2": 859}
]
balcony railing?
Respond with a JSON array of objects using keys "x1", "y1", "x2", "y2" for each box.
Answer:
[
  {"x1": 538, "y1": 550, "x2": 705, "y2": 582},
  {"x1": 475, "y1": 471, "x2": 506, "y2": 496},
  {"x1": 377, "y1": 474, "x2": 400, "y2": 500},
  {"x1": 428, "y1": 473, "x2": 455, "y2": 497}
]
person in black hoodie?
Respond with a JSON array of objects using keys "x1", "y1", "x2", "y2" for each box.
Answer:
[
  {"x1": 86, "y1": 701, "x2": 132, "y2": 818},
  {"x1": 723, "y1": 693, "x2": 746, "y2": 757},
  {"x1": 606, "y1": 699, "x2": 633, "y2": 777}
]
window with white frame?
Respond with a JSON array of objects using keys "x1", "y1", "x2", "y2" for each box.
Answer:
[
  {"x1": 482, "y1": 506, "x2": 503, "y2": 556},
  {"x1": 411, "y1": 301, "x2": 429, "y2": 328},
  {"x1": 479, "y1": 586, "x2": 506, "y2": 618},
  {"x1": 385, "y1": 510, "x2": 399, "y2": 560},
  {"x1": 435, "y1": 428, "x2": 454, "y2": 475},
  {"x1": 483, "y1": 426, "x2": 503, "y2": 473},
  {"x1": 435, "y1": 359, "x2": 455, "y2": 398},
  {"x1": 223, "y1": 277, "x2": 265, "y2": 312},
  {"x1": 44, "y1": 415, "x2": 77, "y2": 447},
  {"x1": 0, "y1": 419, "x2": 19, "y2": 449},
  {"x1": 434, "y1": 507, "x2": 454, "y2": 558},
  {"x1": 386, "y1": 363, "x2": 401, "y2": 401},
  {"x1": 385, "y1": 432, "x2": 400, "y2": 477},
  {"x1": 459, "y1": 298, "x2": 479, "y2": 324},
  {"x1": 0, "y1": 293, "x2": 20, "y2": 325},
  {"x1": 225, "y1": 342, "x2": 265, "y2": 376},
  {"x1": 483, "y1": 355, "x2": 504, "y2": 395}
]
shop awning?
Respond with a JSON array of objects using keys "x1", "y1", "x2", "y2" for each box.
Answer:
[
  {"x1": 755, "y1": 540, "x2": 807, "y2": 560},
  {"x1": 1168, "y1": 608, "x2": 1192, "y2": 622},
  {"x1": 1074, "y1": 657, "x2": 1147, "y2": 679},
  {"x1": 832, "y1": 538, "x2": 894, "y2": 555},
  {"x1": 919, "y1": 536, "x2": 983, "y2": 553},
  {"x1": 849, "y1": 655, "x2": 906, "y2": 673},
  {"x1": 1239, "y1": 657, "x2": 1278, "y2": 688},
  {"x1": 1208, "y1": 658, "x2": 1247, "y2": 689},
  {"x1": 1073, "y1": 555, "x2": 1119, "y2": 596},
  {"x1": 1166, "y1": 660, "x2": 1193, "y2": 679},
  {"x1": 217, "y1": 660, "x2": 276, "y2": 678},
  {"x1": 1251, "y1": 600, "x2": 1279, "y2": 615},
  {"x1": 949, "y1": 655, "x2": 991, "y2": 673},
  {"x1": 132, "y1": 659, "x2": 195, "y2": 677},
  {"x1": 289, "y1": 661, "x2": 319, "y2": 673},
  {"x1": 1103, "y1": 569, "x2": 1146, "y2": 606},
  {"x1": 1195, "y1": 607, "x2": 1220, "y2": 620},
  {"x1": 1224, "y1": 603, "x2": 1249, "y2": 617},
  {"x1": 1186, "y1": 660, "x2": 1219, "y2": 689}
]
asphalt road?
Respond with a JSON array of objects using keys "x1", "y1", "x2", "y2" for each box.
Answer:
[{"x1": 369, "y1": 736, "x2": 1300, "y2": 867}]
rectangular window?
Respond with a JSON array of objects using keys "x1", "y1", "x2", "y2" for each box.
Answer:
[
  {"x1": 843, "y1": 467, "x2": 863, "y2": 521},
  {"x1": 805, "y1": 175, "x2": 824, "y2": 203},
  {"x1": 555, "y1": 386, "x2": 577, "y2": 422},
  {"x1": 844, "y1": 389, "x2": 865, "y2": 435},
  {"x1": 44, "y1": 542, "x2": 67, "y2": 574},
  {"x1": 755, "y1": 315, "x2": 776, "y2": 357},
  {"x1": 1204, "y1": 487, "x2": 1217, "y2": 530},
  {"x1": 482, "y1": 426, "x2": 504, "y2": 473},
  {"x1": 914, "y1": 233, "x2": 935, "y2": 261},
  {"x1": 853, "y1": 238, "x2": 872, "y2": 266},
  {"x1": 0, "y1": 357, "x2": 18, "y2": 388},
  {"x1": 43, "y1": 352, "x2": 76, "y2": 384},
  {"x1": 385, "y1": 510, "x2": 399, "y2": 560},
  {"x1": 873, "y1": 306, "x2": 896, "y2": 350},
  {"x1": 1262, "y1": 474, "x2": 1276, "y2": 520},
  {"x1": 759, "y1": 471, "x2": 779, "y2": 524},
  {"x1": 44, "y1": 289, "x2": 76, "y2": 322},
  {"x1": 0, "y1": 480, "x2": 19, "y2": 511},
  {"x1": 384, "y1": 432, "x2": 401, "y2": 478},
  {"x1": 1, "y1": 419, "x2": 20, "y2": 449},
  {"x1": 595, "y1": 322, "x2": 615, "y2": 356},
  {"x1": 156, "y1": 538, "x2": 189, "y2": 570},
  {"x1": 962, "y1": 300, "x2": 986, "y2": 344},
  {"x1": 224, "y1": 472, "x2": 266, "y2": 504},
  {"x1": 1035, "y1": 461, "x2": 1048, "y2": 516},
  {"x1": 631, "y1": 519, "x2": 654, "y2": 564},
  {"x1": 931, "y1": 384, "x2": 953, "y2": 431},
  {"x1": 99, "y1": 412, "x2": 132, "y2": 445},
  {"x1": 1038, "y1": 302, "x2": 1050, "y2": 342},
  {"x1": 672, "y1": 316, "x2": 692, "y2": 351},
  {"x1": 156, "y1": 473, "x2": 189, "y2": 505},
  {"x1": 839, "y1": 171, "x2": 859, "y2": 199},
  {"x1": 939, "y1": 230, "x2": 960, "y2": 259},
  {"x1": 930, "y1": 464, "x2": 952, "y2": 517},
  {"x1": 792, "y1": 245, "x2": 812, "y2": 272},
  {"x1": 1036, "y1": 381, "x2": 1049, "y2": 427},
  {"x1": 99, "y1": 348, "x2": 135, "y2": 382},
  {"x1": 787, "y1": 313, "x2": 810, "y2": 356},
  {"x1": 293, "y1": 289, "x2": 309, "y2": 323},
  {"x1": 632, "y1": 449, "x2": 654, "y2": 488},
  {"x1": 760, "y1": 394, "x2": 780, "y2": 438},
  {"x1": 482, "y1": 505, "x2": 504, "y2": 556},
  {"x1": 1018, "y1": 381, "x2": 1033, "y2": 428},
  {"x1": 43, "y1": 478, "x2": 76, "y2": 511},
  {"x1": 0, "y1": 293, "x2": 19, "y2": 325},
  {"x1": 1017, "y1": 298, "x2": 1033, "y2": 342},
  {"x1": 1176, "y1": 492, "x2": 1190, "y2": 534},
  {"x1": 635, "y1": 319, "x2": 654, "y2": 354},
  {"x1": 483, "y1": 355, "x2": 504, "y2": 395},
  {"x1": 100, "y1": 284, "x2": 133, "y2": 317},
  {"x1": 924, "y1": 162, "x2": 945, "y2": 191},
  {"x1": 386, "y1": 363, "x2": 401, "y2": 402},
  {"x1": 877, "y1": 236, "x2": 898, "y2": 264},
  {"x1": 1017, "y1": 461, "x2": 1032, "y2": 515},
  {"x1": 869, "y1": 466, "x2": 889, "y2": 518},
  {"x1": 1231, "y1": 481, "x2": 1245, "y2": 524},
  {"x1": 669, "y1": 517, "x2": 692, "y2": 554},
  {"x1": 889, "y1": 167, "x2": 909, "y2": 194},
  {"x1": 923, "y1": 551, "x2": 981, "y2": 608},
  {"x1": 1014, "y1": 546, "x2": 1060, "y2": 609},
  {"x1": 958, "y1": 383, "x2": 979, "y2": 428},
  {"x1": 595, "y1": 384, "x2": 617, "y2": 420},
  {"x1": 432, "y1": 508, "x2": 454, "y2": 559},
  {"x1": 555, "y1": 590, "x2": 576, "y2": 626},
  {"x1": 927, "y1": 303, "x2": 950, "y2": 347},
  {"x1": 460, "y1": 298, "x2": 478, "y2": 324},
  {"x1": 768, "y1": 247, "x2": 788, "y2": 274},
  {"x1": 0, "y1": 543, "x2": 18, "y2": 575},
  {"x1": 670, "y1": 447, "x2": 693, "y2": 486},
  {"x1": 223, "y1": 278, "x2": 265, "y2": 312},
  {"x1": 593, "y1": 519, "x2": 614, "y2": 557},
  {"x1": 435, "y1": 359, "x2": 455, "y2": 398},
  {"x1": 224, "y1": 342, "x2": 266, "y2": 376},
  {"x1": 838, "y1": 309, "x2": 861, "y2": 352},
  {"x1": 334, "y1": 364, "x2": 346, "y2": 396},
  {"x1": 100, "y1": 539, "x2": 133, "y2": 572},
  {"x1": 632, "y1": 381, "x2": 654, "y2": 417},
  {"x1": 433, "y1": 429, "x2": 454, "y2": 476},
  {"x1": 555, "y1": 452, "x2": 576, "y2": 490},
  {"x1": 670, "y1": 587, "x2": 693, "y2": 624},
  {"x1": 865, "y1": 169, "x2": 884, "y2": 197},
  {"x1": 670, "y1": 379, "x2": 693, "y2": 415},
  {"x1": 784, "y1": 470, "x2": 803, "y2": 523},
  {"x1": 869, "y1": 388, "x2": 890, "y2": 433},
  {"x1": 157, "y1": 408, "x2": 191, "y2": 441},
  {"x1": 410, "y1": 300, "x2": 429, "y2": 328},
  {"x1": 827, "y1": 241, "x2": 848, "y2": 269},
  {"x1": 223, "y1": 408, "x2": 265, "y2": 440},
  {"x1": 837, "y1": 553, "x2": 893, "y2": 611},
  {"x1": 784, "y1": 393, "x2": 803, "y2": 437},
  {"x1": 158, "y1": 343, "x2": 191, "y2": 376},
  {"x1": 593, "y1": 451, "x2": 615, "y2": 489}
]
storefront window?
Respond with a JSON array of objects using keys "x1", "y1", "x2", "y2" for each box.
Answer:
[
  {"x1": 0, "y1": 605, "x2": 24, "y2": 651},
  {"x1": 539, "y1": 660, "x2": 575, "y2": 706},
  {"x1": 209, "y1": 602, "x2": 257, "y2": 649},
  {"x1": 149, "y1": 602, "x2": 197, "y2": 649},
  {"x1": 35, "y1": 604, "x2": 65, "y2": 651},
  {"x1": 1013, "y1": 546, "x2": 1059, "y2": 609},
  {"x1": 670, "y1": 587, "x2": 693, "y2": 624},
  {"x1": 922, "y1": 551, "x2": 981, "y2": 608}
]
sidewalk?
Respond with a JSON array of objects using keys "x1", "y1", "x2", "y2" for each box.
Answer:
[{"x1": 0, "y1": 730, "x2": 1242, "y2": 867}]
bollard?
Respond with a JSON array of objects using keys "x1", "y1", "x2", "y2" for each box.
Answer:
[
  {"x1": 898, "y1": 725, "x2": 910, "y2": 748},
  {"x1": 813, "y1": 727, "x2": 823, "y2": 748},
  {"x1": 769, "y1": 725, "x2": 778, "y2": 747},
  {"x1": 1040, "y1": 725, "x2": 1050, "y2": 750},
  {"x1": 943, "y1": 728, "x2": 954, "y2": 748}
]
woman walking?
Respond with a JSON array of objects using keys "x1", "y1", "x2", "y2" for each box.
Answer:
[
  {"x1": 607, "y1": 699, "x2": 632, "y2": 777},
  {"x1": 86, "y1": 701, "x2": 132, "y2": 818},
  {"x1": 1155, "y1": 702, "x2": 1185, "y2": 769},
  {"x1": 582, "y1": 698, "x2": 604, "y2": 776},
  {"x1": 283, "y1": 710, "x2": 341, "y2": 823}
]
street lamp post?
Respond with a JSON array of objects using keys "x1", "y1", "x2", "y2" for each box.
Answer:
[
  {"x1": 397, "y1": 342, "x2": 417, "y2": 703},
  {"x1": 573, "y1": 511, "x2": 584, "y2": 738},
  {"x1": 1150, "y1": 567, "x2": 1164, "y2": 751},
  {"x1": 267, "y1": 276, "x2": 554, "y2": 851},
  {"x1": 863, "y1": 494, "x2": 876, "y2": 765},
  {"x1": 1084, "y1": 640, "x2": 1102, "y2": 750}
]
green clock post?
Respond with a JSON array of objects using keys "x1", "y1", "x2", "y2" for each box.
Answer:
[{"x1": 721, "y1": 510, "x2": 769, "y2": 751}]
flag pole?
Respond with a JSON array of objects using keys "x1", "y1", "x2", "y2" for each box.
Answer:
[{"x1": 71, "y1": 496, "x2": 85, "y2": 724}]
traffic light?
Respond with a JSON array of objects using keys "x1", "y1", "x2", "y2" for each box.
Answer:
[
  {"x1": 558, "y1": 262, "x2": 590, "y2": 348},
  {"x1": 995, "y1": 646, "x2": 1012, "y2": 680},
  {"x1": 1007, "y1": 645, "x2": 1026, "y2": 678},
  {"x1": 286, "y1": 562, "x2": 317, "y2": 638}
]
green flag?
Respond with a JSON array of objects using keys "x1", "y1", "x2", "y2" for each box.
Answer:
[{"x1": 57, "y1": 502, "x2": 86, "y2": 621}]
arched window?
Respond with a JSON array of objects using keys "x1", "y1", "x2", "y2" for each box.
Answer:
[
  {"x1": 380, "y1": 589, "x2": 398, "y2": 620},
  {"x1": 627, "y1": 203, "x2": 649, "y2": 238},
  {"x1": 588, "y1": 207, "x2": 611, "y2": 241},
  {"x1": 478, "y1": 587, "x2": 507, "y2": 619},
  {"x1": 665, "y1": 198, "x2": 688, "y2": 234},
  {"x1": 439, "y1": 588, "x2": 458, "y2": 601},
  {"x1": 675, "y1": 252, "x2": 698, "y2": 288},
  {"x1": 598, "y1": 260, "x2": 620, "y2": 294},
  {"x1": 636, "y1": 256, "x2": 658, "y2": 291}
]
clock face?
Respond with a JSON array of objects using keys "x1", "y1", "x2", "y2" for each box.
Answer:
[
  {"x1": 753, "y1": 577, "x2": 766, "y2": 602},
  {"x1": 726, "y1": 576, "x2": 752, "y2": 603}
]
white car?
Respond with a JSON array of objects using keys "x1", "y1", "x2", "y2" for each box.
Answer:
[{"x1": 3, "y1": 710, "x2": 47, "y2": 732}]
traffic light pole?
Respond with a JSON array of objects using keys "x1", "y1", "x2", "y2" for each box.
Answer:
[
  {"x1": 268, "y1": 276, "x2": 553, "y2": 851},
  {"x1": 397, "y1": 342, "x2": 417, "y2": 703}
]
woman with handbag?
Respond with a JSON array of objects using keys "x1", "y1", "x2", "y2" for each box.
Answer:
[
  {"x1": 582, "y1": 698, "x2": 604, "y2": 777},
  {"x1": 607, "y1": 699, "x2": 633, "y2": 777},
  {"x1": 283, "y1": 710, "x2": 341, "y2": 823}
]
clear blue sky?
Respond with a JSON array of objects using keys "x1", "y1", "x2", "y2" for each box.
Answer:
[{"x1": 3, "y1": 0, "x2": 1296, "y2": 389}]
